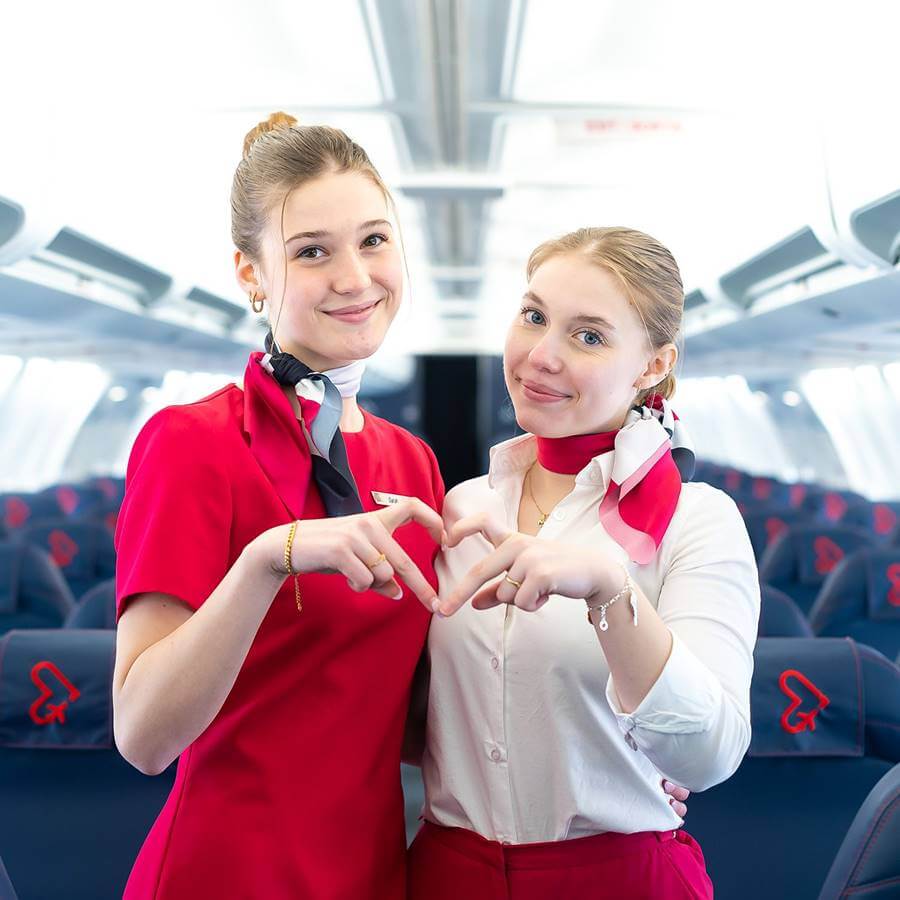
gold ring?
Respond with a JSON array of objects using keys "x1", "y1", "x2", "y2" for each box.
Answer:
[
  {"x1": 367, "y1": 552, "x2": 387, "y2": 569},
  {"x1": 504, "y1": 574, "x2": 522, "y2": 589}
]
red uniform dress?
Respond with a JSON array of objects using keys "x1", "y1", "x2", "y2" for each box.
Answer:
[{"x1": 115, "y1": 362, "x2": 443, "y2": 900}]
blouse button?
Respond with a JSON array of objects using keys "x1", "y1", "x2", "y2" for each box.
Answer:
[
  {"x1": 491, "y1": 657, "x2": 500, "y2": 670},
  {"x1": 552, "y1": 509, "x2": 565, "y2": 521},
  {"x1": 490, "y1": 748, "x2": 502, "y2": 762}
]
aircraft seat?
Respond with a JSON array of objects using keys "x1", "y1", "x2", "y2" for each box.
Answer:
[
  {"x1": 817, "y1": 761, "x2": 900, "y2": 900},
  {"x1": 65, "y1": 580, "x2": 116, "y2": 630},
  {"x1": 759, "y1": 584, "x2": 814, "y2": 637},
  {"x1": 809, "y1": 548, "x2": 900, "y2": 661},
  {"x1": 36, "y1": 484, "x2": 106, "y2": 520},
  {"x1": 0, "y1": 629, "x2": 175, "y2": 900},
  {"x1": 0, "y1": 493, "x2": 63, "y2": 533},
  {"x1": 758, "y1": 524, "x2": 877, "y2": 614},
  {"x1": 741, "y1": 506, "x2": 805, "y2": 561},
  {"x1": 0, "y1": 542, "x2": 74, "y2": 636},
  {"x1": 0, "y1": 855, "x2": 17, "y2": 900},
  {"x1": 19, "y1": 519, "x2": 116, "y2": 600},
  {"x1": 685, "y1": 637, "x2": 900, "y2": 900}
]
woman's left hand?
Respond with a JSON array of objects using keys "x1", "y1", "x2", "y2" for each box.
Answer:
[{"x1": 436, "y1": 512, "x2": 623, "y2": 617}]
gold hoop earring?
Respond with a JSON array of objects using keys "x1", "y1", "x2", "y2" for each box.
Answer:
[{"x1": 249, "y1": 291, "x2": 264, "y2": 314}]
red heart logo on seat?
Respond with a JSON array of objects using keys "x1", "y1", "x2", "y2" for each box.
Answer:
[
  {"x1": 29, "y1": 661, "x2": 81, "y2": 726},
  {"x1": 779, "y1": 669, "x2": 830, "y2": 734}
]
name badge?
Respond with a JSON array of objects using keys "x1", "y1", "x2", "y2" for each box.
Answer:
[{"x1": 371, "y1": 490, "x2": 409, "y2": 507}]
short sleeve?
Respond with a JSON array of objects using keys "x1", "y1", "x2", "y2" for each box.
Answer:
[{"x1": 114, "y1": 407, "x2": 233, "y2": 621}]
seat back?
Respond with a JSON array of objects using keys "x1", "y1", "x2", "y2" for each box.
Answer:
[
  {"x1": 0, "y1": 542, "x2": 74, "y2": 635},
  {"x1": 759, "y1": 524, "x2": 877, "y2": 613},
  {"x1": 817, "y1": 761, "x2": 900, "y2": 899},
  {"x1": 19, "y1": 519, "x2": 116, "y2": 599},
  {"x1": 0, "y1": 493, "x2": 62, "y2": 533},
  {"x1": 65, "y1": 580, "x2": 116, "y2": 630},
  {"x1": 810, "y1": 548, "x2": 900, "y2": 661},
  {"x1": 742, "y1": 507, "x2": 805, "y2": 561},
  {"x1": 685, "y1": 638, "x2": 900, "y2": 900},
  {"x1": 759, "y1": 584, "x2": 813, "y2": 637},
  {"x1": 0, "y1": 629, "x2": 175, "y2": 900},
  {"x1": 0, "y1": 856, "x2": 17, "y2": 900}
]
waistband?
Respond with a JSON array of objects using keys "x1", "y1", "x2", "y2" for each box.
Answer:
[{"x1": 418, "y1": 820, "x2": 681, "y2": 871}]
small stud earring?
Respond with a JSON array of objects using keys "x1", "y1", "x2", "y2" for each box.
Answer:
[{"x1": 249, "y1": 291, "x2": 264, "y2": 314}]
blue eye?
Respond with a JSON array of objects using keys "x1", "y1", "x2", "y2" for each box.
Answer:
[
  {"x1": 521, "y1": 307, "x2": 546, "y2": 326},
  {"x1": 576, "y1": 329, "x2": 604, "y2": 347}
]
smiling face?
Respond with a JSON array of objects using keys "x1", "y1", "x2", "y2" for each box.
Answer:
[
  {"x1": 504, "y1": 252, "x2": 676, "y2": 438},
  {"x1": 236, "y1": 169, "x2": 402, "y2": 371}
]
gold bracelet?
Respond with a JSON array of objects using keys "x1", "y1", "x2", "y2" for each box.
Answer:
[{"x1": 283, "y1": 520, "x2": 302, "y2": 613}]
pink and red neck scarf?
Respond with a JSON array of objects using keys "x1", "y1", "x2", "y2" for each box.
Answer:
[{"x1": 536, "y1": 395, "x2": 695, "y2": 564}]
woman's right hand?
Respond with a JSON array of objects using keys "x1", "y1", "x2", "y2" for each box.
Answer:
[{"x1": 255, "y1": 498, "x2": 445, "y2": 610}]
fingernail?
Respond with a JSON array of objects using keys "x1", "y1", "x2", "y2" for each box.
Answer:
[
  {"x1": 392, "y1": 588, "x2": 404, "y2": 601},
  {"x1": 430, "y1": 598, "x2": 447, "y2": 618},
  {"x1": 663, "y1": 780, "x2": 673, "y2": 791}
]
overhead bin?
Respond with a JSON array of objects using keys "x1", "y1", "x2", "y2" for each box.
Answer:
[
  {"x1": 0, "y1": 197, "x2": 24, "y2": 247},
  {"x1": 185, "y1": 287, "x2": 246, "y2": 327},
  {"x1": 719, "y1": 227, "x2": 843, "y2": 309},
  {"x1": 684, "y1": 289, "x2": 711, "y2": 311},
  {"x1": 850, "y1": 190, "x2": 900, "y2": 265},
  {"x1": 39, "y1": 227, "x2": 172, "y2": 305}
]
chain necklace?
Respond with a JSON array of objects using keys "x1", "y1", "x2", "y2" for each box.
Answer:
[{"x1": 524, "y1": 465, "x2": 550, "y2": 528}]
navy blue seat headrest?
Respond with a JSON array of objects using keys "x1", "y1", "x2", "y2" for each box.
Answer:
[
  {"x1": 758, "y1": 585, "x2": 813, "y2": 637},
  {"x1": 0, "y1": 545, "x2": 20, "y2": 616},
  {"x1": 65, "y1": 580, "x2": 116, "y2": 630},
  {"x1": 20, "y1": 519, "x2": 115, "y2": 585},
  {"x1": 0, "y1": 542, "x2": 74, "y2": 626},
  {"x1": 810, "y1": 548, "x2": 900, "y2": 631},
  {"x1": 0, "y1": 493, "x2": 61, "y2": 531},
  {"x1": 864, "y1": 551, "x2": 900, "y2": 621},
  {"x1": 749, "y1": 638, "x2": 900, "y2": 762},
  {"x1": 0, "y1": 629, "x2": 115, "y2": 749},
  {"x1": 741, "y1": 507, "x2": 802, "y2": 559},
  {"x1": 749, "y1": 638, "x2": 864, "y2": 758},
  {"x1": 760, "y1": 525, "x2": 876, "y2": 587}
]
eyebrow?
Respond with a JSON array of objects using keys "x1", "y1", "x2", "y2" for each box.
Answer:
[
  {"x1": 523, "y1": 290, "x2": 617, "y2": 331},
  {"x1": 284, "y1": 219, "x2": 392, "y2": 244}
]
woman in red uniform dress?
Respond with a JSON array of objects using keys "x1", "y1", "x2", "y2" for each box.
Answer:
[{"x1": 112, "y1": 113, "x2": 445, "y2": 900}]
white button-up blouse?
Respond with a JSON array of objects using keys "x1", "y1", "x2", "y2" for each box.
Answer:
[{"x1": 422, "y1": 434, "x2": 760, "y2": 844}]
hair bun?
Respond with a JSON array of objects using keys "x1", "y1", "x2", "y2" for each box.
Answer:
[{"x1": 242, "y1": 111, "x2": 299, "y2": 160}]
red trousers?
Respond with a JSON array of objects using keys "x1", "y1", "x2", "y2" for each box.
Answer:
[{"x1": 407, "y1": 821, "x2": 713, "y2": 900}]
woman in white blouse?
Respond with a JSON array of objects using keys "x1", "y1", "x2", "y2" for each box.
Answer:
[{"x1": 408, "y1": 227, "x2": 760, "y2": 900}]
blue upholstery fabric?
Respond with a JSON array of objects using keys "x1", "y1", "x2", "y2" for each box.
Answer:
[
  {"x1": 759, "y1": 584, "x2": 813, "y2": 637},
  {"x1": 65, "y1": 580, "x2": 116, "y2": 630},
  {"x1": 35, "y1": 484, "x2": 106, "y2": 520},
  {"x1": 0, "y1": 493, "x2": 63, "y2": 532},
  {"x1": 0, "y1": 856, "x2": 16, "y2": 900},
  {"x1": 759, "y1": 524, "x2": 877, "y2": 614},
  {"x1": 685, "y1": 639, "x2": 900, "y2": 900},
  {"x1": 19, "y1": 519, "x2": 116, "y2": 600},
  {"x1": 809, "y1": 549, "x2": 900, "y2": 661},
  {"x1": 742, "y1": 507, "x2": 805, "y2": 561},
  {"x1": 0, "y1": 629, "x2": 175, "y2": 900},
  {"x1": 818, "y1": 762, "x2": 900, "y2": 900},
  {"x1": 0, "y1": 542, "x2": 74, "y2": 635}
]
